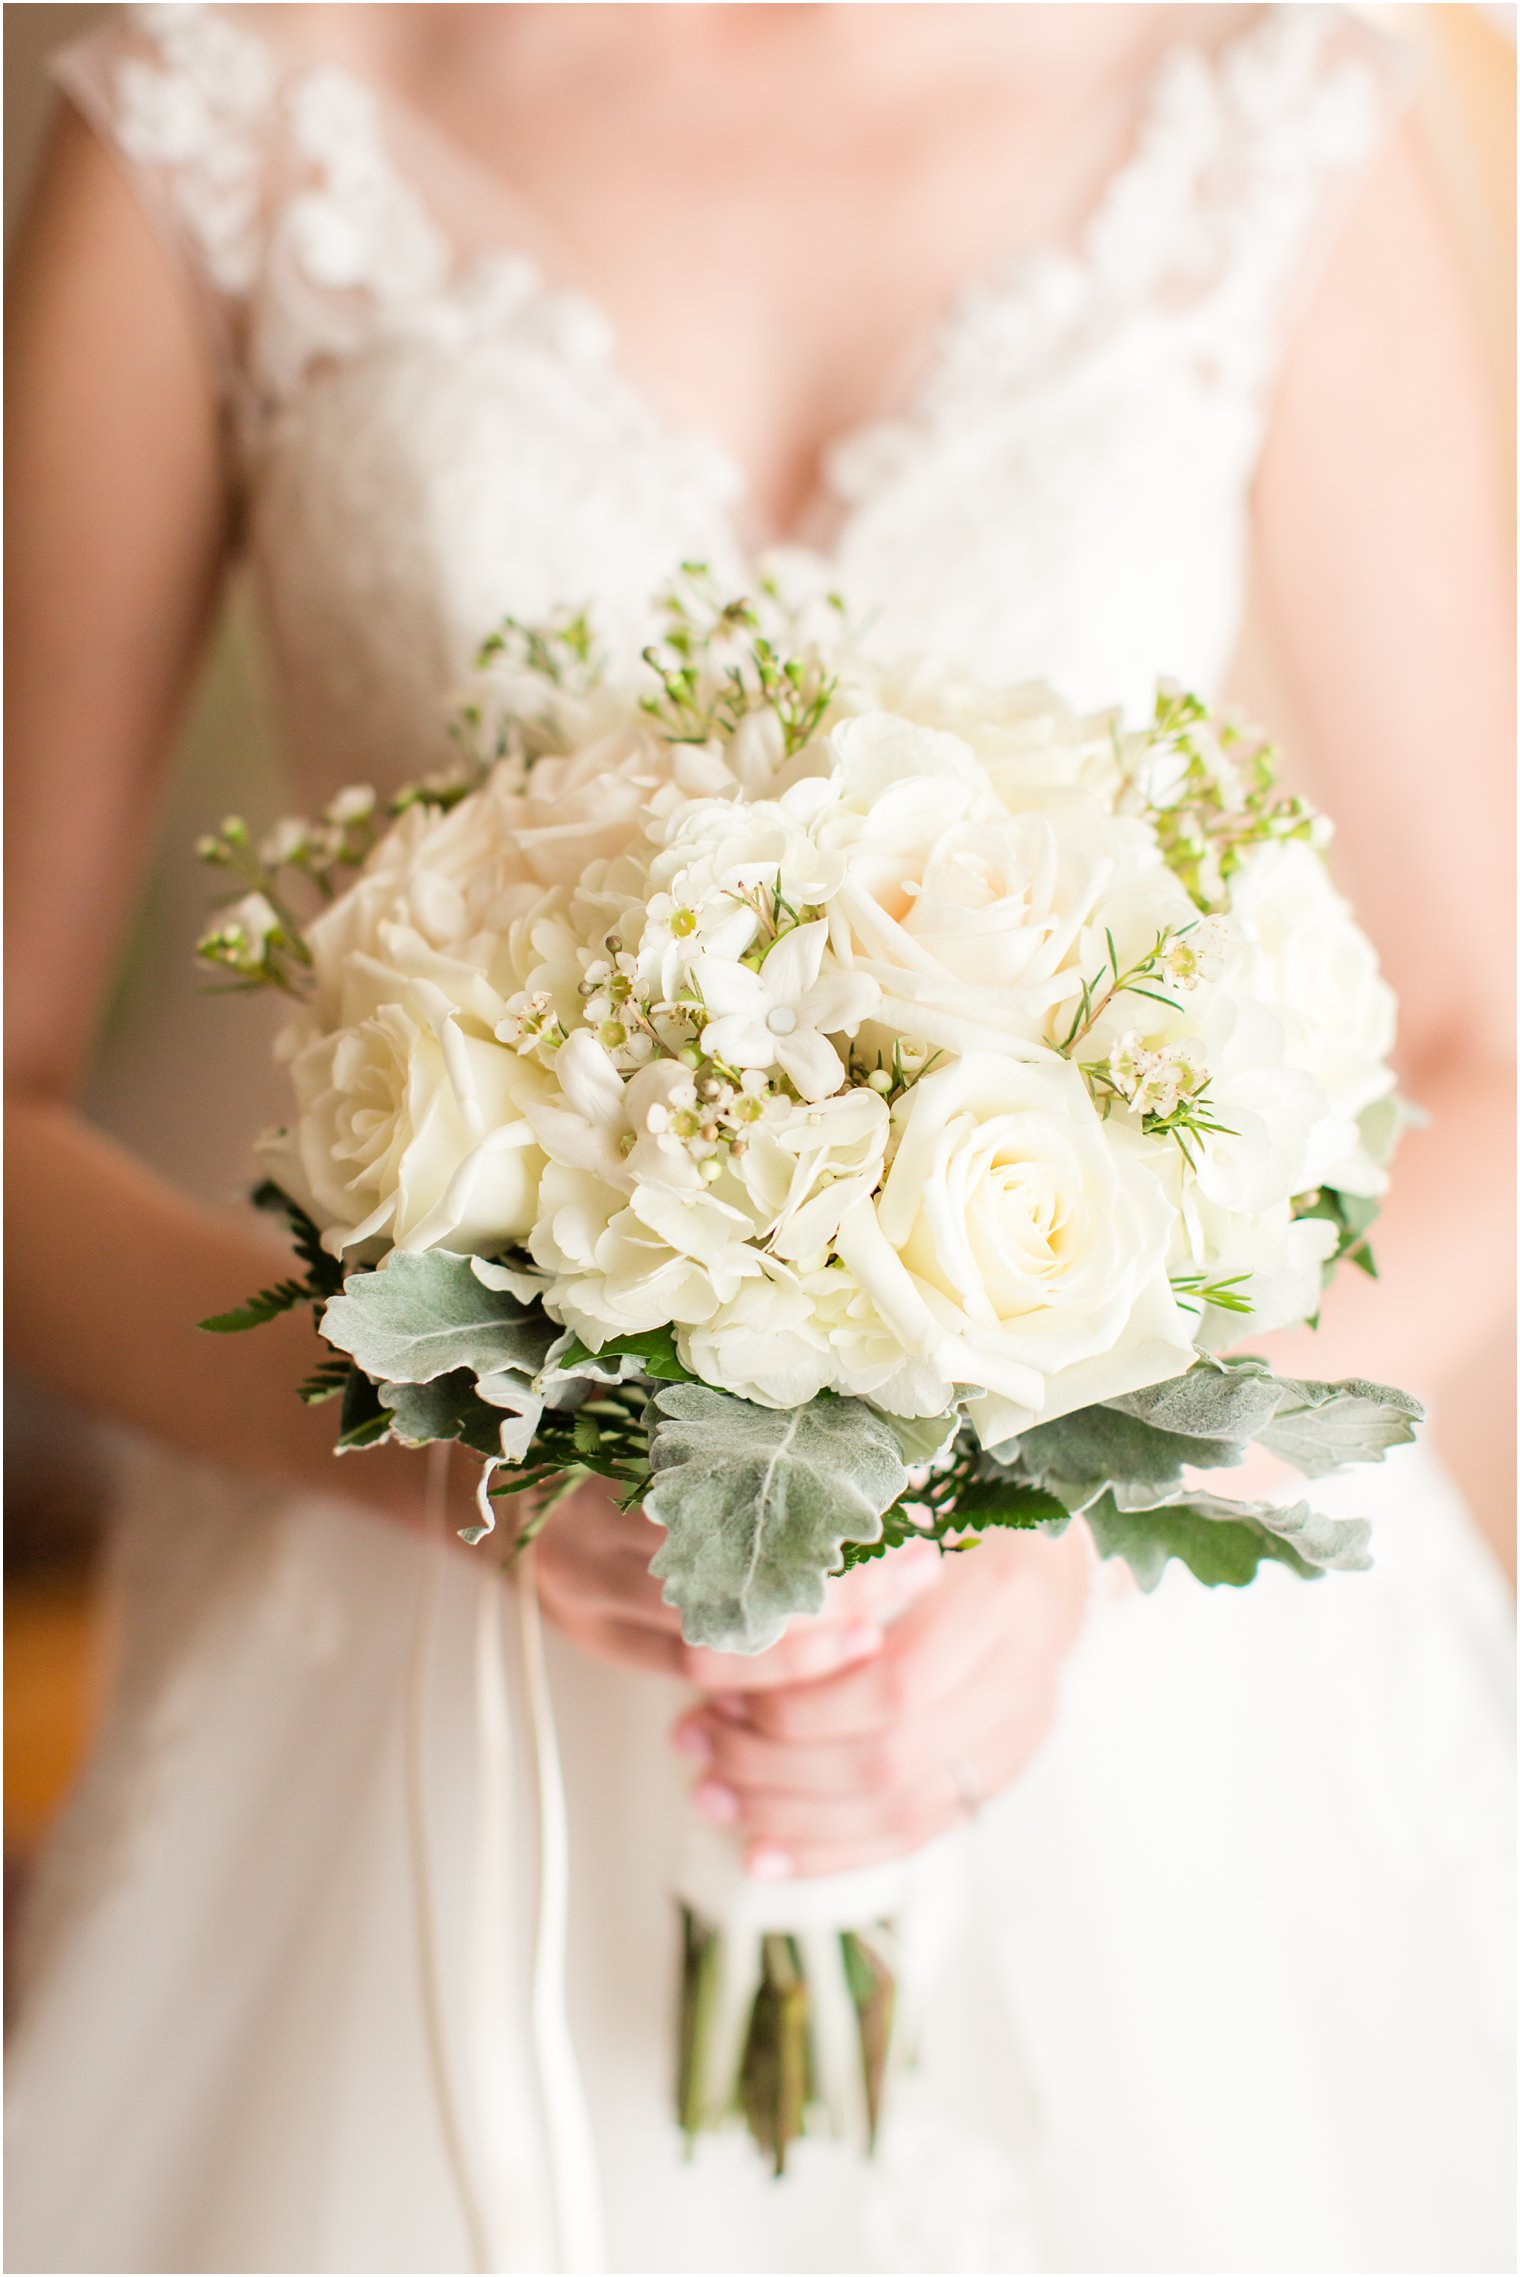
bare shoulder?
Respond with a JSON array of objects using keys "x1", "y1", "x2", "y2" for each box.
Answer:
[
  {"x1": 8, "y1": 97, "x2": 185, "y2": 322},
  {"x1": 1278, "y1": 109, "x2": 1493, "y2": 429}
]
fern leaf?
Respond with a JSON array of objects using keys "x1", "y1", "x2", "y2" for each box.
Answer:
[
  {"x1": 298, "y1": 1358, "x2": 352, "y2": 1405},
  {"x1": 200, "y1": 1279, "x2": 307, "y2": 1334}
]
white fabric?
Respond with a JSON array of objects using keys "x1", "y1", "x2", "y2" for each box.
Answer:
[{"x1": 8, "y1": 5, "x2": 1515, "y2": 2271}]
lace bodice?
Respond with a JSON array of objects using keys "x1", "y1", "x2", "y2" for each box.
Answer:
[{"x1": 57, "y1": 3, "x2": 1402, "y2": 798}]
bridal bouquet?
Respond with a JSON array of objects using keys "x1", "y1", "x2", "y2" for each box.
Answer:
[{"x1": 198, "y1": 569, "x2": 1419, "y2": 2167}]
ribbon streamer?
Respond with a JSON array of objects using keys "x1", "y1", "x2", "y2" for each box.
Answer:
[{"x1": 407, "y1": 1449, "x2": 605, "y2": 2273}]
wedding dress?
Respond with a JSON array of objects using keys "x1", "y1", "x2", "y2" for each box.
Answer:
[{"x1": 7, "y1": 7, "x2": 1515, "y2": 2273}]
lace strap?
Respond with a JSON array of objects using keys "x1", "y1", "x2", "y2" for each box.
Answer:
[
  {"x1": 52, "y1": 5, "x2": 455, "y2": 424},
  {"x1": 1084, "y1": 5, "x2": 1414, "y2": 380},
  {"x1": 51, "y1": 4, "x2": 279, "y2": 383}
]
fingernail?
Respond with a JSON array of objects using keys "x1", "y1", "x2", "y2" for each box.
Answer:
[
  {"x1": 746, "y1": 1843, "x2": 795, "y2": 1881},
  {"x1": 692, "y1": 1778, "x2": 740, "y2": 1826},
  {"x1": 670, "y1": 1719, "x2": 711, "y2": 1764},
  {"x1": 706, "y1": 1692, "x2": 749, "y2": 1723},
  {"x1": 838, "y1": 1622, "x2": 884, "y2": 1661}
]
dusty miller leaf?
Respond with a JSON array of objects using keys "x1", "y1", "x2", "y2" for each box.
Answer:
[
  {"x1": 1255, "y1": 1377, "x2": 1423, "y2": 1478},
  {"x1": 321, "y1": 1251, "x2": 554, "y2": 1386},
  {"x1": 1083, "y1": 1488, "x2": 1372, "y2": 1591},
  {"x1": 875, "y1": 1409, "x2": 961, "y2": 1469},
  {"x1": 379, "y1": 1371, "x2": 508, "y2": 1456},
  {"x1": 1015, "y1": 1360, "x2": 1420, "y2": 1513},
  {"x1": 1011, "y1": 1401, "x2": 1252, "y2": 1514},
  {"x1": 643, "y1": 1387, "x2": 908, "y2": 1654},
  {"x1": 1105, "y1": 1361, "x2": 1282, "y2": 1444}
]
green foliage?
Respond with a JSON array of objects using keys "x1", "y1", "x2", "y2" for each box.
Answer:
[
  {"x1": 1170, "y1": 1271, "x2": 1254, "y2": 1318},
  {"x1": 838, "y1": 1431, "x2": 1068, "y2": 1569},
  {"x1": 1004, "y1": 1358, "x2": 1418, "y2": 1590},
  {"x1": 199, "y1": 1183, "x2": 344, "y2": 1338},
  {"x1": 1083, "y1": 1488, "x2": 1370, "y2": 1590},
  {"x1": 643, "y1": 1386, "x2": 908, "y2": 1653},
  {"x1": 1055, "y1": 924, "x2": 1184, "y2": 1055},
  {"x1": 874, "y1": 1409, "x2": 960, "y2": 1469},
  {"x1": 1128, "y1": 686, "x2": 1323, "y2": 910},
  {"x1": 251, "y1": 1180, "x2": 345, "y2": 1298},
  {"x1": 320, "y1": 1250, "x2": 554, "y2": 1386},
  {"x1": 483, "y1": 1385, "x2": 654, "y2": 1507},
  {"x1": 1255, "y1": 1376, "x2": 1423, "y2": 1479},
  {"x1": 336, "y1": 1365, "x2": 390, "y2": 1452},
  {"x1": 200, "y1": 1279, "x2": 308, "y2": 1334},
  {"x1": 553, "y1": 1326, "x2": 695, "y2": 1384},
  {"x1": 637, "y1": 565, "x2": 840, "y2": 758},
  {"x1": 298, "y1": 1356, "x2": 351, "y2": 1405},
  {"x1": 1110, "y1": 1361, "x2": 1285, "y2": 1442},
  {"x1": 379, "y1": 1371, "x2": 509, "y2": 1456},
  {"x1": 475, "y1": 608, "x2": 601, "y2": 692},
  {"x1": 1296, "y1": 1186, "x2": 1381, "y2": 1282}
]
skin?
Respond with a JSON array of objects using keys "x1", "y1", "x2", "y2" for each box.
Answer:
[{"x1": 6, "y1": 5, "x2": 1511, "y2": 1882}]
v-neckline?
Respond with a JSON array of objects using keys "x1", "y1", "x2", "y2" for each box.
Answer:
[{"x1": 225, "y1": 1, "x2": 1286, "y2": 554}]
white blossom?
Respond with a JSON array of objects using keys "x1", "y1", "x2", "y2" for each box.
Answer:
[{"x1": 693, "y1": 921, "x2": 879, "y2": 1101}]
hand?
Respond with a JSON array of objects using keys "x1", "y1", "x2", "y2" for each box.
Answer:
[
  {"x1": 533, "y1": 1477, "x2": 946, "y2": 1692},
  {"x1": 669, "y1": 1525, "x2": 1091, "y2": 1877}
]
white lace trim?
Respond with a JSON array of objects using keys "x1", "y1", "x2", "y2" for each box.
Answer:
[
  {"x1": 827, "y1": 5, "x2": 1394, "y2": 509},
  {"x1": 86, "y1": 2, "x2": 1396, "y2": 502},
  {"x1": 110, "y1": 2, "x2": 274, "y2": 297}
]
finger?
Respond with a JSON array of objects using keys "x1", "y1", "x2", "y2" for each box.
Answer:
[
  {"x1": 731, "y1": 1701, "x2": 1058, "y2": 1879},
  {"x1": 810, "y1": 1539, "x2": 944, "y2": 1625},
  {"x1": 544, "y1": 1602, "x2": 893, "y2": 1692},
  {"x1": 541, "y1": 1503, "x2": 940, "y2": 1637},
  {"x1": 736, "y1": 1551, "x2": 1017, "y2": 1740},
  {"x1": 536, "y1": 1531, "x2": 682, "y2": 1630},
  {"x1": 678, "y1": 1627, "x2": 1057, "y2": 1818},
  {"x1": 740, "y1": 1528, "x2": 1088, "y2": 1742},
  {"x1": 672, "y1": 1690, "x2": 975, "y2": 1798},
  {"x1": 677, "y1": 1618, "x2": 886, "y2": 1694}
]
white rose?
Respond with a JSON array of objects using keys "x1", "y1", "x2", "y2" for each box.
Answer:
[
  {"x1": 303, "y1": 774, "x2": 541, "y2": 1026},
  {"x1": 261, "y1": 973, "x2": 547, "y2": 1257},
  {"x1": 1226, "y1": 840, "x2": 1397, "y2": 1196},
  {"x1": 818, "y1": 711, "x2": 1177, "y2": 1061},
  {"x1": 835, "y1": 1053, "x2": 1194, "y2": 1440},
  {"x1": 264, "y1": 781, "x2": 565, "y2": 1256},
  {"x1": 843, "y1": 663, "x2": 1125, "y2": 807},
  {"x1": 508, "y1": 729, "x2": 672, "y2": 889}
]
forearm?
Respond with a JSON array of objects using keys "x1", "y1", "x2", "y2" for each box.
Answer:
[{"x1": 5, "y1": 1097, "x2": 420, "y2": 1522}]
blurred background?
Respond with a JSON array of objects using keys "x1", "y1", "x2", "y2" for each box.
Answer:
[{"x1": 4, "y1": 0, "x2": 1515, "y2": 1908}]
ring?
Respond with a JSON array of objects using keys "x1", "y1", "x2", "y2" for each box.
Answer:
[{"x1": 952, "y1": 1758, "x2": 982, "y2": 1822}]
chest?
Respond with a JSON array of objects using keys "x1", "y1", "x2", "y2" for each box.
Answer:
[
  {"x1": 356, "y1": 18, "x2": 1190, "y2": 540},
  {"x1": 203, "y1": 4, "x2": 1387, "y2": 784}
]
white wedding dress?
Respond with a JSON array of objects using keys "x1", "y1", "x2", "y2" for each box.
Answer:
[{"x1": 7, "y1": 7, "x2": 1515, "y2": 2273}]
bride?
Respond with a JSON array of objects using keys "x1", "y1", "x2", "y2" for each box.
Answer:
[{"x1": 5, "y1": 5, "x2": 1514, "y2": 2271}]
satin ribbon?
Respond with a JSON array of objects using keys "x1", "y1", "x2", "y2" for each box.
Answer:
[
  {"x1": 673, "y1": 1814, "x2": 966, "y2": 2147},
  {"x1": 406, "y1": 1449, "x2": 605, "y2": 2275}
]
